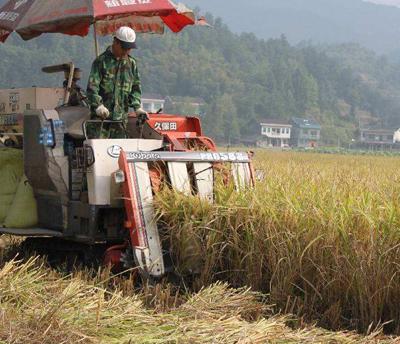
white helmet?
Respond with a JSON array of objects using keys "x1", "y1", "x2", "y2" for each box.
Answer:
[{"x1": 114, "y1": 26, "x2": 137, "y2": 49}]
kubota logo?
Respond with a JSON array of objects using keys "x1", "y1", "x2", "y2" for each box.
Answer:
[
  {"x1": 14, "y1": 0, "x2": 28, "y2": 10},
  {"x1": 107, "y1": 145, "x2": 122, "y2": 158}
]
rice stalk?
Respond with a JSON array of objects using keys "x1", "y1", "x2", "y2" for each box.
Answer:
[
  {"x1": 155, "y1": 151, "x2": 400, "y2": 334},
  {"x1": 0, "y1": 258, "x2": 392, "y2": 343}
]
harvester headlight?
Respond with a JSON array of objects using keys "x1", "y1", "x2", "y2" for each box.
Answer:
[{"x1": 114, "y1": 170, "x2": 125, "y2": 184}]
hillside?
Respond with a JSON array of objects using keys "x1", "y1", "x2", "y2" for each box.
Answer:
[
  {"x1": 2, "y1": 0, "x2": 400, "y2": 56},
  {"x1": 185, "y1": 0, "x2": 400, "y2": 55},
  {"x1": 2, "y1": 0, "x2": 400, "y2": 54},
  {"x1": 1, "y1": 15, "x2": 400, "y2": 144}
]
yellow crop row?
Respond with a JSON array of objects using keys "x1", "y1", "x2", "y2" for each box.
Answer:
[{"x1": 156, "y1": 151, "x2": 400, "y2": 334}]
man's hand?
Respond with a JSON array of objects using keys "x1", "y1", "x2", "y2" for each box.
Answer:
[
  {"x1": 135, "y1": 107, "x2": 149, "y2": 121},
  {"x1": 96, "y1": 104, "x2": 110, "y2": 120}
]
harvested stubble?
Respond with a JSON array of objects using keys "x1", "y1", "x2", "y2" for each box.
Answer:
[
  {"x1": 0, "y1": 258, "x2": 386, "y2": 344},
  {"x1": 155, "y1": 151, "x2": 400, "y2": 334}
]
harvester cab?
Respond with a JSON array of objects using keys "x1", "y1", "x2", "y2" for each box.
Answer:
[{"x1": 0, "y1": 63, "x2": 255, "y2": 279}]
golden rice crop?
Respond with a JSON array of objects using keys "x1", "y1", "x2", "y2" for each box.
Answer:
[
  {"x1": 0, "y1": 257, "x2": 389, "y2": 343},
  {"x1": 155, "y1": 151, "x2": 400, "y2": 334}
]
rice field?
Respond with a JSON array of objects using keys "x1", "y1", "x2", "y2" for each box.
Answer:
[
  {"x1": 156, "y1": 151, "x2": 400, "y2": 335},
  {"x1": 0, "y1": 256, "x2": 393, "y2": 343},
  {"x1": 1, "y1": 150, "x2": 400, "y2": 342}
]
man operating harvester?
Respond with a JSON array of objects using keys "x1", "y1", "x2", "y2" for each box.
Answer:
[{"x1": 86, "y1": 26, "x2": 148, "y2": 138}]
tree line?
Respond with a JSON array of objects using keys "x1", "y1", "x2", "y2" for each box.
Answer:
[{"x1": 1, "y1": 14, "x2": 400, "y2": 144}]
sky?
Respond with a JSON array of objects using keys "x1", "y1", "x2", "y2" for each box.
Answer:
[{"x1": 366, "y1": 0, "x2": 400, "y2": 6}]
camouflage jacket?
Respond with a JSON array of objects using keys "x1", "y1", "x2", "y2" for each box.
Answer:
[{"x1": 87, "y1": 47, "x2": 142, "y2": 122}]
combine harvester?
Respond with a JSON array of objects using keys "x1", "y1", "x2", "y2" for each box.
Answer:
[
  {"x1": 0, "y1": 64, "x2": 254, "y2": 278},
  {"x1": 0, "y1": 1, "x2": 254, "y2": 278}
]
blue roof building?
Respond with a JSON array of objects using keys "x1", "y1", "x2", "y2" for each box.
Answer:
[{"x1": 290, "y1": 117, "x2": 321, "y2": 148}]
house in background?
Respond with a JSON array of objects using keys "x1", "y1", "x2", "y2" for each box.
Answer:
[
  {"x1": 359, "y1": 128, "x2": 396, "y2": 149},
  {"x1": 290, "y1": 117, "x2": 321, "y2": 148},
  {"x1": 258, "y1": 120, "x2": 292, "y2": 148},
  {"x1": 141, "y1": 93, "x2": 166, "y2": 113}
]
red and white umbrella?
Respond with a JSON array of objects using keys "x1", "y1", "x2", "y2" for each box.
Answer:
[{"x1": 0, "y1": 0, "x2": 196, "y2": 46}]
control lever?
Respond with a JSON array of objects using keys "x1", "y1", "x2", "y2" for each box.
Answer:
[{"x1": 136, "y1": 112, "x2": 149, "y2": 128}]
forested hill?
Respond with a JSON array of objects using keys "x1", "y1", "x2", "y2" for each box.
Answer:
[
  {"x1": 2, "y1": 0, "x2": 400, "y2": 54},
  {"x1": 184, "y1": 0, "x2": 400, "y2": 55},
  {"x1": 1, "y1": 15, "x2": 400, "y2": 144}
]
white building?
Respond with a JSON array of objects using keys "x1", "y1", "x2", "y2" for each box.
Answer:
[
  {"x1": 259, "y1": 121, "x2": 292, "y2": 148},
  {"x1": 394, "y1": 129, "x2": 400, "y2": 143},
  {"x1": 141, "y1": 93, "x2": 165, "y2": 114}
]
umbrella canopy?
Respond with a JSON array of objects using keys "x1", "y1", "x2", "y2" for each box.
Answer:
[{"x1": 0, "y1": 0, "x2": 195, "y2": 43}]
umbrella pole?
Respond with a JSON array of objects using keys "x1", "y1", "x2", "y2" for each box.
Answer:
[{"x1": 94, "y1": 22, "x2": 99, "y2": 57}]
